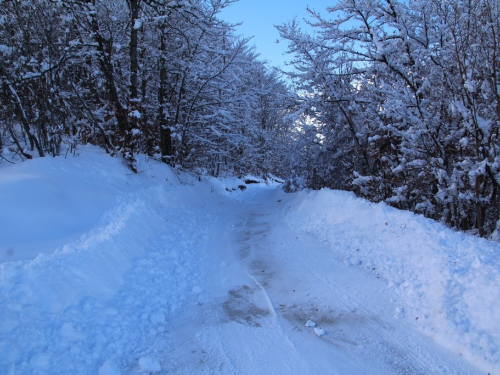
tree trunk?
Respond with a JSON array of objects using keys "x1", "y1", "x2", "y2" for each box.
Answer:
[
  {"x1": 129, "y1": 0, "x2": 140, "y2": 100},
  {"x1": 89, "y1": 2, "x2": 135, "y2": 171},
  {"x1": 7, "y1": 83, "x2": 44, "y2": 157},
  {"x1": 158, "y1": 30, "x2": 173, "y2": 162}
]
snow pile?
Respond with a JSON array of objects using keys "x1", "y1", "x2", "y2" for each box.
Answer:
[
  {"x1": 286, "y1": 188, "x2": 500, "y2": 372},
  {"x1": 0, "y1": 149, "x2": 117, "y2": 262},
  {"x1": 0, "y1": 186, "x2": 168, "y2": 313},
  {"x1": 0, "y1": 146, "x2": 220, "y2": 374}
]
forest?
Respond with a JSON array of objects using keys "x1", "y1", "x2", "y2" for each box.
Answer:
[{"x1": 2, "y1": 0, "x2": 500, "y2": 239}]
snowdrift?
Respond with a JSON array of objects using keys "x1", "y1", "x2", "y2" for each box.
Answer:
[
  {"x1": 286, "y1": 189, "x2": 500, "y2": 372},
  {"x1": 0, "y1": 146, "x2": 220, "y2": 374}
]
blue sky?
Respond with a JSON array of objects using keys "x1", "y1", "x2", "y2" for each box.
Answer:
[{"x1": 220, "y1": 0, "x2": 334, "y2": 70}]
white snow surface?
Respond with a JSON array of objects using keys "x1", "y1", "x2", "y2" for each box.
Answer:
[
  {"x1": 0, "y1": 145, "x2": 499, "y2": 374},
  {"x1": 287, "y1": 189, "x2": 500, "y2": 372}
]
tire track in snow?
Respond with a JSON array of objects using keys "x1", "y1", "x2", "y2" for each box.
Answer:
[
  {"x1": 281, "y1": 233, "x2": 430, "y2": 374},
  {"x1": 182, "y1": 202, "x2": 320, "y2": 375}
]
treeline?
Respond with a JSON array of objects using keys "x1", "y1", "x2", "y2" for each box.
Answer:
[
  {"x1": 4, "y1": 0, "x2": 500, "y2": 239},
  {"x1": 279, "y1": 0, "x2": 500, "y2": 238},
  {"x1": 0, "y1": 0, "x2": 293, "y2": 177}
]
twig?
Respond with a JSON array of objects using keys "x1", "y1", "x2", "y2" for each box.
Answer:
[{"x1": 0, "y1": 155, "x2": 15, "y2": 164}]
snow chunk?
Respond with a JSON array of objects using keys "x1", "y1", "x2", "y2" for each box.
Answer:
[
  {"x1": 129, "y1": 110, "x2": 141, "y2": 119},
  {"x1": 29, "y1": 352, "x2": 51, "y2": 370},
  {"x1": 0, "y1": 44, "x2": 12, "y2": 55},
  {"x1": 192, "y1": 286, "x2": 203, "y2": 294},
  {"x1": 314, "y1": 327, "x2": 326, "y2": 336},
  {"x1": 305, "y1": 320, "x2": 316, "y2": 327},
  {"x1": 139, "y1": 357, "x2": 161, "y2": 372},
  {"x1": 464, "y1": 80, "x2": 477, "y2": 93},
  {"x1": 59, "y1": 322, "x2": 84, "y2": 342},
  {"x1": 98, "y1": 360, "x2": 121, "y2": 375},
  {"x1": 133, "y1": 19, "x2": 143, "y2": 30},
  {"x1": 149, "y1": 311, "x2": 165, "y2": 325}
]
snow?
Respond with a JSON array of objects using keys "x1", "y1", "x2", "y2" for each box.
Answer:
[
  {"x1": 138, "y1": 357, "x2": 161, "y2": 372},
  {"x1": 149, "y1": 312, "x2": 165, "y2": 325},
  {"x1": 129, "y1": 110, "x2": 141, "y2": 119},
  {"x1": 287, "y1": 188, "x2": 500, "y2": 372},
  {"x1": 0, "y1": 147, "x2": 134, "y2": 262},
  {"x1": 133, "y1": 19, "x2": 143, "y2": 30},
  {"x1": 191, "y1": 286, "x2": 203, "y2": 294},
  {"x1": 98, "y1": 360, "x2": 121, "y2": 375},
  {"x1": 313, "y1": 327, "x2": 325, "y2": 337},
  {"x1": 0, "y1": 145, "x2": 499, "y2": 374}
]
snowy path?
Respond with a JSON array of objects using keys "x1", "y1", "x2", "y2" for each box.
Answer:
[
  {"x1": 159, "y1": 189, "x2": 481, "y2": 374},
  {"x1": 1, "y1": 151, "x2": 496, "y2": 374}
]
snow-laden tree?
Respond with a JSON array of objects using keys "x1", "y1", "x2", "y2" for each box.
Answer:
[
  {"x1": 1, "y1": 0, "x2": 293, "y2": 179},
  {"x1": 279, "y1": 0, "x2": 500, "y2": 237},
  {"x1": 0, "y1": 0, "x2": 75, "y2": 159}
]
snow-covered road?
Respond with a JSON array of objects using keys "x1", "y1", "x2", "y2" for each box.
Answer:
[
  {"x1": 162, "y1": 188, "x2": 481, "y2": 374},
  {"x1": 1, "y1": 148, "x2": 497, "y2": 374}
]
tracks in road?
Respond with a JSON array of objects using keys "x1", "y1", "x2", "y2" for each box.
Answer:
[{"x1": 162, "y1": 191, "x2": 482, "y2": 374}]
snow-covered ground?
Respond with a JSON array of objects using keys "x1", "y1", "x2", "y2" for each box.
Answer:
[{"x1": 0, "y1": 146, "x2": 498, "y2": 374}]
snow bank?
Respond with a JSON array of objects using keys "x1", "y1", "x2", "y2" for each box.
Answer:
[
  {"x1": 286, "y1": 188, "x2": 500, "y2": 372},
  {"x1": 0, "y1": 146, "x2": 179, "y2": 263},
  {"x1": 0, "y1": 146, "x2": 218, "y2": 374},
  {"x1": 0, "y1": 186, "x2": 167, "y2": 313}
]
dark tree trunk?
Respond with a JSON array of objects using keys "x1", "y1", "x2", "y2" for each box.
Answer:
[
  {"x1": 89, "y1": 2, "x2": 135, "y2": 171},
  {"x1": 129, "y1": 0, "x2": 140, "y2": 100},
  {"x1": 158, "y1": 28, "x2": 173, "y2": 162}
]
